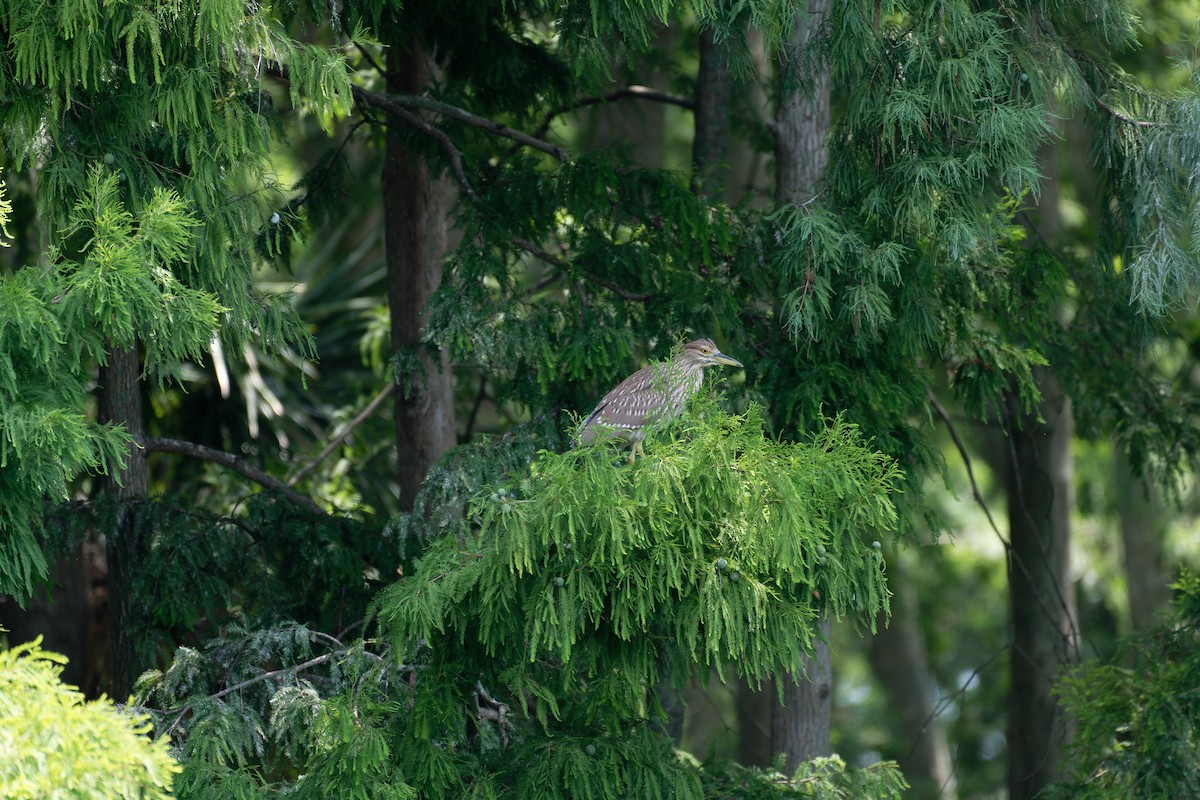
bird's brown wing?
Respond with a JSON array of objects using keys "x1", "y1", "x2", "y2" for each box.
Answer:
[{"x1": 575, "y1": 364, "x2": 668, "y2": 444}]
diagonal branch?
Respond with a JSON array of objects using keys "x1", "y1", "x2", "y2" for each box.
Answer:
[
  {"x1": 925, "y1": 387, "x2": 1008, "y2": 549},
  {"x1": 532, "y1": 85, "x2": 696, "y2": 139},
  {"x1": 1092, "y1": 93, "x2": 1159, "y2": 129},
  {"x1": 287, "y1": 383, "x2": 394, "y2": 486},
  {"x1": 351, "y1": 85, "x2": 570, "y2": 161},
  {"x1": 359, "y1": 95, "x2": 480, "y2": 200},
  {"x1": 145, "y1": 437, "x2": 325, "y2": 515}
]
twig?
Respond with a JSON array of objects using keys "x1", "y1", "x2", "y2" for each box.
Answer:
[
  {"x1": 369, "y1": 97, "x2": 480, "y2": 200},
  {"x1": 145, "y1": 437, "x2": 325, "y2": 516},
  {"x1": 287, "y1": 383, "x2": 395, "y2": 486},
  {"x1": 511, "y1": 236, "x2": 566, "y2": 268},
  {"x1": 351, "y1": 86, "x2": 569, "y2": 161},
  {"x1": 463, "y1": 374, "x2": 488, "y2": 441},
  {"x1": 161, "y1": 651, "x2": 338, "y2": 740},
  {"x1": 533, "y1": 85, "x2": 695, "y2": 138},
  {"x1": 1092, "y1": 93, "x2": 1159, "y2": 129},
  {"x1": 352, "y1": 41, "x2": 388, "y2": 78},
  {"x1": 925, "y1": 388, "x2": 1009, "y2": 549},
  {"x1": 928, "y1": 386, "x2": 1081, "y2": 661},
  {"x1": 585, "y1": 274, "x2": 651, "y2": 303},
  {"x1": 509, "y1": 236, "x2": 650, "y2": 302}
]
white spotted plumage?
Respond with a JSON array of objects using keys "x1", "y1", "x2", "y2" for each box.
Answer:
[{"x1": 574, "y1": 338, "x2": 742, "y2": 451}]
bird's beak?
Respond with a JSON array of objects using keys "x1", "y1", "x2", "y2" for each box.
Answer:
[{"x1": 711, "y1": 352, "x2": 743, "y2": 369}]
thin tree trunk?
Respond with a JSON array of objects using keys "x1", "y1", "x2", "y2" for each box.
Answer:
[
  {"x1": 866, "y1": 557, "x2": 958, "y2": 800},
  {"x1": 1005, "y1": 371, "x2": 1078, "y2": 800},
  {"x1": 382, "y1": 39, "x2": 457, "y2": 513},
  {"x1": 768, "y1": 0, "x2": 832, "y2": 775},
  {"x1": 693, "y1": 28, "x2": 731, "y2": 200},
  {"x1": 1006, "y1": 104, "x2": 1077, "y2": 800},
  {"x1": 1114, "y1": 446, "x2": 1170, "y2": 631},
  {"x1": 99, "y1": 343, "x2": 148, "y2": 698},
  {"x1": 773, "y1": 5, "x2": 829, "y2": 204},
  {"x1": 772, "y1": 618, "x2": 832, "y2": 772}
]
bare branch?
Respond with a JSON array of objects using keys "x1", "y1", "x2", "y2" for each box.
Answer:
[
  {"x1": 145, "y1": 437, "x2": 325, "y2": 516},
  {"x1": 287, "y1": 383, "x2": 395, "y2": 486},
  {"x1": 925, "y1": 388, "x2": 1008, "y2": 549},
  {"x1": 352, "y1": 41, "x2": 388, "y2": 78},
  {"x1": 533, "y1": 85, "x2": 696, "y2": 138},
  {"x1": 1093, "y1": 93, "x2": 1159, "y2": 129},
  {"x1": 351, "y1": 86, "x2": 569, "y2": 161},
  {"x1": 161, "y1": 651, "x2": 335, "y2": 740},
  {"x1": 511, "y1": 236, "x2": 566, "y2": 268},
  {"x1": 366, "y1": 96, "x2": 480, "y2": 200}
]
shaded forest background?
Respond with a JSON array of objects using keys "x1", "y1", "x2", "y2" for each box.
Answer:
[{"x1": 3, "y1": 1, "x2": 1200, "y2": 798}]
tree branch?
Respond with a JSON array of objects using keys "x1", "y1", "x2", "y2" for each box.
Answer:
[
  {"x1": 144, "y1": 437, "x2": 325, "y2": 515},
  {"x1": 351, "y1": 85, "x2": 569, "y2": 161},
  {"x1": 925, "y1": 387, "x2": 1008, "y2": 550},
  {"x1": 360, "y1": 95, "x2": 480, "y2": 201},
  {"x1": 533, "y1": 85, "x2": 696, "y2": 138},
  {"x1": 1092, "y1": 93, "x2": 1159, "y2": 129},
  {"x1": 287, "y1": 383, "x2": 395, "y2": 487},
  {"x1": 161, "y1": 650, "x2": 335, "y2": 740}
]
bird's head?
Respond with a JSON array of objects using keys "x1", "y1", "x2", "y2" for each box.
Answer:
[{"x1": 681, "y1": 338, "x2": 743, "y2": 369}]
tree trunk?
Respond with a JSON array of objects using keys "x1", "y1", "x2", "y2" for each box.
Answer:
[
  {"x1": 1005, "y1": 371, "x2": 1078, "y2": 800},
  {"x1": 736, "y1": 679, "x2": 774, "y2": 766},
  {"x1": 866, "y1": 557, "x2": 958, "y2": 800},
  {"x1": 693, "y1": 28, "x2": 731, "y2": 200},
  {"x1": 1005, "y1": 102, "x2": 1077, "y2": 800},
  {"x1": 1114, "y1": 446, "x2": 1170, "y2": 631},
  {"x1": 773, "y1": 4, "x2": 829, "y2": 204},
  {"x1": 99, "y1": 343, "x2": 149, "y2": 698},
  {"x1": 767, "y1": 1, "x2": 833, "y2": 774},
  {"x1": 382, "y1": 40, "x2": 457, "y2": 513},
  {"x1": 772, "y1": 618, "x2": 832, "y2": 772}
]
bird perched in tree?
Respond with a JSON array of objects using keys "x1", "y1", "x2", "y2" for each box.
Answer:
[{"x1": 575, "y1": 338, "x2": 743, "y2": 461}]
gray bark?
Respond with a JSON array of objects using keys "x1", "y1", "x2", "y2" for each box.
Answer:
[
  {"x1": 382, "y1": 40, "x2": 457, "y2": 513},
  {"x1": 773, "y1": 4, "x2": 829, "y2": 205},
  {"x1": 772, "y1": 618, "x2": 832, "y2": 772},
  {"x1": 768, "y1": 0, "x2": 833, "y2": 774},
  {"x1": 693, "y1": 27, "x2": 731, "y2": 200}
]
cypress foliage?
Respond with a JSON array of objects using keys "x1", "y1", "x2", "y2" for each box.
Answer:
[
  {"x1": 140, "y1": 404, "x2": 905, "y2": 799},
  {"x1": 0, "y1": 639, "x2": 180, "y2": 799},
  {"x1": 1050, "y1": 571, "x2": 1200, "y2": 799},
  {"x1": 0, "y1": 0, "x2": 354, "y2": 599},
  {"x1": 2, "y1": 0, "x2": 1199, "y2": 797}
]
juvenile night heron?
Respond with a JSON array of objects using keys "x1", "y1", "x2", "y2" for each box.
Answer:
[{"x1": 574, "y1": 338, "x2": 743, "y2": 460}]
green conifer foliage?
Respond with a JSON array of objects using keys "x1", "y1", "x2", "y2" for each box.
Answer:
[
  {"x1": 0, "y1": 0, "x2": 354, "y2": 598},
  {"x1": 0, "y1": 638, "x2": 180, "y2": 799},
  {"x1": 1050, "y1": 571, "x2": 1200, "y2": 800},
  {"x1": 364, "y1": 404, "x2": 900, "y2": 798},
  {"x1": 0, "y1": 168, "x2": 213, "y2": 600},
  {"x1": 131, "y1": 405, "x2": 904, "y2": 800}
]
